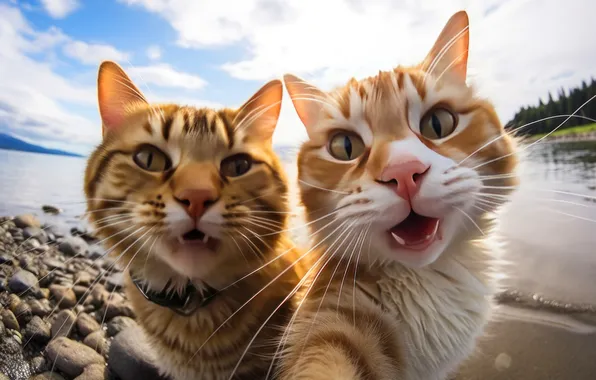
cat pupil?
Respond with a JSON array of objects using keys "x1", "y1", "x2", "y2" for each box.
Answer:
[
  {"x1": 344, "y1": 136, "x2": 353, "y2": 158},
  {"x1": 146, "y1": 152, "x2": 153, "y2": 168},
  {"x1": 431, "y1": 114, "x2": 442, "y2": 137}
]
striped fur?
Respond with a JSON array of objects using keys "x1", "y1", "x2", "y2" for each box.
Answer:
[
  {"x1": 85, "y1": 61, "x2": 305, "y2": 380},
  {"x1": 279, "y1": 11, "x2": 518, "y2": 380}
]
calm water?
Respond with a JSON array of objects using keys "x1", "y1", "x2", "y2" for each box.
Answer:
[{"x1": 0, "y1": 142, "x2": 595, "y2": 303}]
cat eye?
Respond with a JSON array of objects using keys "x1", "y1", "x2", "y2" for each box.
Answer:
[
  {"x1": 420, "y1": 108, "x2": 457, "y2": 140},
  {"x1": 133, "y1": 145, "x2": 172, "y2": 172},
  {"x1": 220, "y1": 154, "x2": 253, "y2": 177},
  {"x1": 328, "y1": 132, "x2": 365, "y2": 161}
]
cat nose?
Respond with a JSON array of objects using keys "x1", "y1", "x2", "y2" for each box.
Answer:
[
  {"x1": 380, "y1": 157, "x2": 429, "y2": 201},
  {"x1": 174, "y1": 188, "x2": 217, "y2": 219}
]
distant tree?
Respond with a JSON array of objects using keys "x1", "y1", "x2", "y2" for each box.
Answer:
[{"x1": 506, "y1": 79, "x2": 596, "y2": 135}]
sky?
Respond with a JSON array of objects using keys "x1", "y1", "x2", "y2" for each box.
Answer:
[{"x1": 0, "y1": 0, "x2": 594, "y2": 155}]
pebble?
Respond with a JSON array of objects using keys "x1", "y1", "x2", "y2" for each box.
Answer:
[
  {"x1": 77, "y1": 313, "x2": 101, "y2": 336},
  {"x1": 108, "y1": 325, "x2": 165, "y2": 380},
  {"x1": 0, "y1": 335, "x2": 31, "y2": 378},
  {"x1": 59, "y1": 236, "x2": 89, "y2": 257},
  {"x1": 45, "y1": 222, "x2": 68, "y2": 238},
  {"x1": 23, "y1": 226, "x2": 48, "y2": 244},
  {"x1": 75, "y1": 271, "x2": 94, "y2": 286},
  {"x1": 8, "y1": 269, "x2": 40, "y2": 294},
  {"x1": 13, "y1": 214, "x2": 41, "y2": 229},
  {"x1": 45, "y1": 337, "x2": 106, "y2": 377},
  {"x1": 73, "y1": 285, "x2": 90, "y2": 300},
  {"x1": 29, "y1": 299, "x2": 52, "y2": 317},
  {"x1": 104, "y1": 272, "x2": 124, "y2": 291},
  {"x1": 0, "y1": 253, "x2": 11, "y2": 265},
  {"x1": 8, "y1": 293, "x2": 21, "y2": 311},
  {"x1": 42, "y1": 205, "x2": 62, "y2": 215},
  {"x1": 30, "y1": 355, "x2": 47, "y2": 374},
  {"x1": 43, "y1": 258, "x2": 65, "y2": 270},
  {"x1": 14, "y1": 301, "x2": 33, "y2": 325},
  {"x1": 49, "y1": 284, "x2": 78, "y2": 308},
  {"x1": 85, "y1": 284, "x2": 108, "y2": 308},
  {"x1": 106, "y1": 316, "x2": 137, "y2": 337},
  {"x1": 101, "y1": 299, "x2": 135, "y2": 320},
  {"x1": 74, "y1": 363, "x2": 108, "y2": 380},
  {"x1": 83, "y1": 330, "x2": 108, "y2": 356},
  {"x1": 24, "y1": 316, "x2": 51, "y2": 344},
  {"x1": 0, "y1": 320, "x2": 5, "y2": 336},
  {"x1": 1, "y1": 309, "x2": 20, "y2": 330},
  {"x1": 51, "y1": 309, "x2": 77, "y2": 338}
]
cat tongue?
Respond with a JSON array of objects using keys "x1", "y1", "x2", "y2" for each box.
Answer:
[{"x1": 390, "y1": 212, "x2": 440, "y2": 248}]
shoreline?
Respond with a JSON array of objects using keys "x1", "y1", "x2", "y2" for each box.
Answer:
[{"x1": 525, "y1": 130, "x2": 596, "y2": 143}]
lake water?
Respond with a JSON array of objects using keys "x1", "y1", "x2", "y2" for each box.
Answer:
[{"x1": 1, "y1": 142, "x2": 596, "y2": 378}]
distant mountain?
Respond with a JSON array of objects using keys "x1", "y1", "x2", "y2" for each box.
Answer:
[{"x1": 0, "y1": 133, "x2": 82, "y2": 157}]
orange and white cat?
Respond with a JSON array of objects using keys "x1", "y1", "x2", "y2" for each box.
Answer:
[
  {"x1": 84, "y1": 62, "x2": 304, "y2": 380},
  {"x1": 279, "y1": 11, "x2": 518, "y2": 380}
]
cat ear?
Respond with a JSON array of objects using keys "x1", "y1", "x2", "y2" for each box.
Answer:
[
  {"x1": 97, "y1": 61, "x2": 148, "y2": 136},
  {"x1": 421, "y1": 11, "x2": 469, "y2": 82},
  {"x1": 283, "y1": 74, "x2": 327, "y2": 137},
  {"x1": 235, "y1": 79, "x2": 283, "y2": 144}
]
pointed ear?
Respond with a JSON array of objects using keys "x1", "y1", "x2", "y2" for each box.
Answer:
[
  {"x1": 421, "y1": 11, "x2": 469, "y2": 82},
  {"x1": 235, "y1": 79, "x2": 283, "y2": 144},
  {"x1": 97, "y1": 61, "x2": 148, "y2": 136},
  {"x1": 283, "y1": 74, "x2": 327, "y2": 137}
]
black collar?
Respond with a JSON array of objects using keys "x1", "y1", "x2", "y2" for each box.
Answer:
[{"x1": 131, "y1": 274, "x2": 219, "y2": 316}]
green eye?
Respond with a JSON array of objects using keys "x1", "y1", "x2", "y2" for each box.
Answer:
[
  {"x1": 133, "y1": 145, "x2": 172, "y2": 172},
  {"x1": 420, "y1": 108, "x2": 457, "y2": 140},
  {"x1": 220, "y1": 154, "x2": 252, "y2": 177},
  {"x1": 328, "y1": 132, "x2": 365, "y2": 161}
]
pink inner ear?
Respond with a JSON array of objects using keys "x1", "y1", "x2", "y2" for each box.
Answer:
[{"x1": 100, "y1": 100, "x2": 128, "y2": 132}]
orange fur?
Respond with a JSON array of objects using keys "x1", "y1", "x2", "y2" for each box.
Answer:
[
  {"x1": 279, "y1": 11, "x2": 518, "y2": 380},
  {"x1": 85, "y1": 61, "x2": 305, "y2": 380}
]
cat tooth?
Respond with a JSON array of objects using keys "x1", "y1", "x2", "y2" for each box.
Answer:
[
  {"x1": 202, "y1": 234, "x2": 209, "y2": 244},
  {"x1": 391, "y1": 232, "x2": 406, "y2": 245},
  {"x1": 177, "y1": 236, "x2": 185, "y2": 245}
]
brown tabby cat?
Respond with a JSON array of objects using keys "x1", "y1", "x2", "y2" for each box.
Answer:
[
  {"x1": 278, "y1": 11, "x2": 518, "y2": 380},
  {"x1": 84, "y1": 61, "x2": 303, "y2": 380}
]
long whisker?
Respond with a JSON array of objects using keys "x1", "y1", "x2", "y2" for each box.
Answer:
[
  {"x1": 453, "y1": 206, "x2": 485, "y2": 236},
  {"x1": 298, "y1": 179, "x2": 350, "y2": 195}
]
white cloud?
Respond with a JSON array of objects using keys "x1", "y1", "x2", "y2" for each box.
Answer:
[
  {"x1": 146, "y1": 45, "x2": 162, "y2": 60},
  {"x1": 123, "y1": 0, "x2": 596, "y2": 146},
  {"x1": 128, "y1": 64, "x2": 207, "y2": 90},
  {"x1": 63, "y1": 41, "x2": 130, "y2": 65},
  {"x1": 0, "y1": 5, "x2": 212, "y2": 154},
  {"x1": 40, "y1": 0, "x2": 79, "y2": 18}
]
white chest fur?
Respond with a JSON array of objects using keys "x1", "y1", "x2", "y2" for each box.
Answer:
[{"x1": 375, "y1": 245, "x2": 494, "y2": 380}]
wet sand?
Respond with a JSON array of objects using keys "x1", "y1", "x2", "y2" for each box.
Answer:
[{"x1": 456, "y1": 174, "x2": 596, "y2": 379}]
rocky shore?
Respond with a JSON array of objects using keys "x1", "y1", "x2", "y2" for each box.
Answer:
[{"x1": 0, "y1": 215, "x2": 166, "y2": 380}]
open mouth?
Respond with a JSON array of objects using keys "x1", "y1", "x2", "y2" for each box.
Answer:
[
  {"x1": 177, "y1": 229, "x2": 220, "y2": 251},
  {"x1": 389, "y1": 211, "x2": 440, "y2": 250}
]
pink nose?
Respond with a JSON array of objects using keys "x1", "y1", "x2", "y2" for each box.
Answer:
[
  {"x1": 175, "y1": 189, "x2": 217, "y2": 219},
  {"x1": 380, "y1": 157, "x2": 429, "y2": 201}
]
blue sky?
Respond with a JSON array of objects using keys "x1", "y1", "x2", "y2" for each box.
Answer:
[{"x1": 0, "y1": 0, "x2": 594, "y2": 155}]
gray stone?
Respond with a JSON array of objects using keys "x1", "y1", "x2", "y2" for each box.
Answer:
[
  {"x1": 108, "y1": 325, "x2": 166, "y2": 380},
  {"x1": 83, "y1": 330, "x2": 108, "y2": 356},
  {"x1": 0, "y1": 309, "x2": 19, "y2": 330},
  {"x1": 43, "y1": 257, "x2": 65, "y2": 270},
  {"x1": 45, "y1": 337, "x2": 105, "y2": 377},
  {"x1": 51, "y1": 309, "x2": 76, "y2": 338},
  {"x1": 42, "y1": 205, "x2": 62, "y2": 215},
  {"x1": 59, "y1": 236, "x2": 89, "y2": 257},
  {"x1": 30, "y1": 355, "x2": 47, "y2": 374},
  {"x1": 24, "y1": 316, "x2": 51, "y2": 344},
  {"x1": 29, "y1": 299, "x2": 52, "y2": 317},
  {"x1": 0, "y1": 320, "x2": 5, "y2": 336},
  {"x1": 45, "y1": 222, "x2": 69, "y2": 239},
  {"x1": 13, "y1": 214, "x2": 40, "y2": 229},
  {"x1": 74, "y1": 363, "x2": 108, "y2": 380},
  {"x1": 77, "y1": 313, "x2": 101, "y2": 336},
  {"x1": 0, "y1": 335, "x2": 31, "y2": 379},
  {"x1": 23, "y1": 226, "x2": 48, "y2": 244},
  {"x1": 75, "y1": 271, "x2": 94, "y2": 286},
  {"x1": 13, "y1": 301, "x2": 32, "y2": 324},
  {"x1": 106, "y1": 316, "x2": 137, "y2": 337},
  {"x1": 104, "y1": 272, "x2": 124, "y2": 291},
  {"x1": 8, "y1": 269, "x2": 39, "y2": 294}
]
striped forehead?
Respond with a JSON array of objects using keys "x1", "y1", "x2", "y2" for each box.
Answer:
[
  {"x1": 331, "y1": 70, "x2": 428, "y2": 142},
  {"x1": 144, "y1": 106, "x2": 233, "y2": 158}
]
